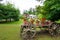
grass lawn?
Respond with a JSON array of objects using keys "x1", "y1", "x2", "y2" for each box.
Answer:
[
  {"x1": 0, "y1": 19, "x2": 22, "y2": 40},
  {"x1": 0, "y1": 20, "x2": 60, "y2": 40},
  {"x1": 0, "y1": 24, "x2": 21, "y2": 40}
]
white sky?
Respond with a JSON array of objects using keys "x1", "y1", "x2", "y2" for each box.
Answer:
[{"x1": 1, "y1": 0, "x2": 43, "y2": 14}]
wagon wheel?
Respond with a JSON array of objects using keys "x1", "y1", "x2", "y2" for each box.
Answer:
[
  {"x1": 51, "y1": 23, "x2": 57, "y2": 30},
  {"x1": 21, "y1": 28, "x2": 36, "y2": 40},
  {"x1": 56, "y1": 26, "x2": 60, "y2": 35},
  {"x1": 49, "y1": 23, "x2": 57, "y2": 36},
  {"x1": 49, "y1": 29, "x2": 55, "y2": 36},
  {"x1": 26, "y1": 30, "x2": 36, "y2": 40},
  {"x1": 20, "y1": 25, "x2": 29, "y2": 37}
]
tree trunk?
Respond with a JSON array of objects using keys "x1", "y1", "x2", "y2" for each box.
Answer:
[
  {"x1": 10, "y1": 18, "x2": 11, "y2": 22},
  {"x1": 6, "y1": 19, "x2": 7, "y2": 22}
]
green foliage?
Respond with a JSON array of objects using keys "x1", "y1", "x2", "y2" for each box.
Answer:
[
  {"x1": 0, "y1": 3, "x2": 20, "y2": 22},
  {"x1": 19, "y1": 15, "x2": 24, "y2": 19},
  {"x1": 38, "y1": 14, "x2": 44, "y2": 19},
  {"x1": 35, "y1": 5, "x2": 45, "y2": 15},
  {"x1": 35, "y1": 5, "x2": 47, "y2": 19},
  {"x1": 36, "y1": 0, "x2": 60, "y2": 21},
  {"x1": 44, "y1": 0, "x2": 60, "y2": 21}
]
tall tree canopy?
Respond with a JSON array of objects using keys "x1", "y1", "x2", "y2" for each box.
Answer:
[
  {"x1": 44, "y1": 0, "x2": 60, "y2": 21},
  {"x1": 0, "y1": 3, "x2": 20, "y2": 22},
  {"x1": 36, "y1": 0, "x2": 60, "y2": 21}
]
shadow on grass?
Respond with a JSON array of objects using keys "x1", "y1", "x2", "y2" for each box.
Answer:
[
  {"x1": 35, "y1": 31, "x2": 60, "y2": 40},
  {"x1": 0, "y1": 19, "x2": 23, "y2": 24}
]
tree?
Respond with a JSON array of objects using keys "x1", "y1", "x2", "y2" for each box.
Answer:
[
  {"x1": 35, "y1": 5, "x2": 43, "y2": 15},
  {"x1": 36, "y1": 0, "x2": 60, "y2": 21},
  {"x1": 0, "y1": 3, "x2": 20, "y2": 22},
  {"x1": 43, "y1": 0, "x2": 60, "y2": 21},
  {"x1": 23, "y1": 8, "x2": 36, "y2": 15}
]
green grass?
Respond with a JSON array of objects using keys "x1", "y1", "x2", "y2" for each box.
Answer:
[
  {"x1": 0, "y1": 20, "x2": 60, "y2": 40},
  {"x1": 0, "y1": 24, "x2": 21, "y2": 40},
  {"x1": 0, "y1": 20, "x2": 22, "y2": 40}
]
